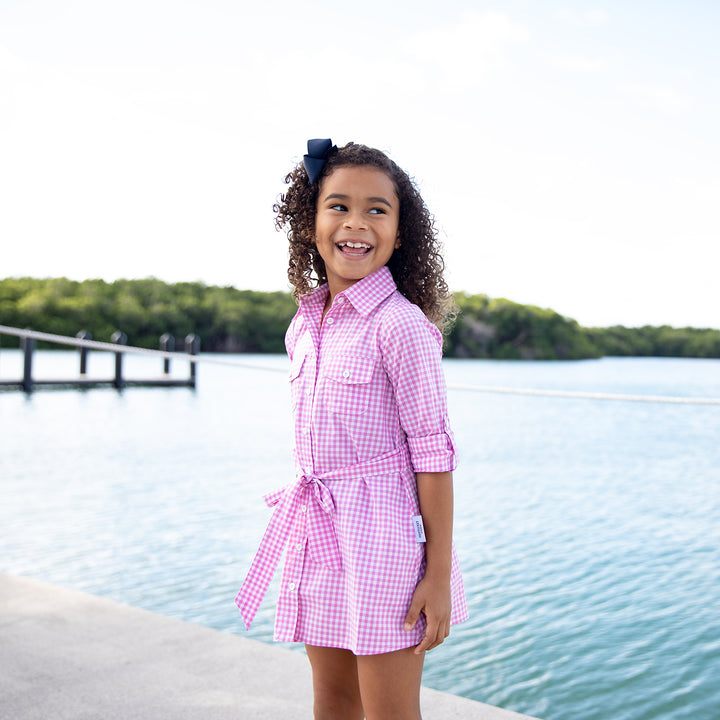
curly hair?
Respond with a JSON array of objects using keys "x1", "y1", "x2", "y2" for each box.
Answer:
[{"x1": 273, "y1": 142, "x2": 456, "y2": 333}]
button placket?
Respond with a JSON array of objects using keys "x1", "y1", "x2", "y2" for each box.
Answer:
[
  {"x1": 286, "y1": 494, "x2": 308, "y2": 596},
  {"x1": 300, "y1": 353, "x2": 317, "y2": 463}
]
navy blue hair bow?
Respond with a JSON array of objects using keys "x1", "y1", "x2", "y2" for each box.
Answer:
[{"x1": 303, "y1": 138, "x2": 336, "y2": 184}]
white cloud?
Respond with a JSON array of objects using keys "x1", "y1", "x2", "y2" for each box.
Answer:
[
  {"x1": 555, "y1": 9, "x2": 608, "y2": 27},
  {"x1": 620, "y1": 82, "x2": 694, "y2": 115},
  {"x1": 402, "y1": 11, "x2": 529, "y2": 89},
  {"x1": 543, "y1": 53, "x2": 609, "y2": 73}
]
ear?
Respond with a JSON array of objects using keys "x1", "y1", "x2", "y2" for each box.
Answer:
[{"x1": 394, "y1": 235, "x2": 402, "y2": 249}]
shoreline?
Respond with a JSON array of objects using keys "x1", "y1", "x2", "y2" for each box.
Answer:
[{"x1": 0, "y1": 572, "x2": 540, "y2": 719}]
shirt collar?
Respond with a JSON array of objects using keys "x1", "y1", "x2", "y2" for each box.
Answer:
[
  {"x1": 299, "y1": 282, "x2": 329, "y2": 310},
  {"x1": 298, "y1": 283, "x2": 329, "y2": 327},
  {"x1": 339, "y1": 266, "x2": 397, "y2": 316},
  {"x1": 298, "y1": 266, "x2": 397, "y2": 319},
  {"x1": 299, "y1": 265, "x2": 397, "y2": 315}
]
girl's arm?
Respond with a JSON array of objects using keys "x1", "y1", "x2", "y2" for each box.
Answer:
[{"x1": 404, "y1": 470, "x2": 454, "y2": 654}]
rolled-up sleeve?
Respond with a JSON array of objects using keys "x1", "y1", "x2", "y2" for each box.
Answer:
[{"x1": 380, "y1": 301, "x2": 457, "y2": 473}]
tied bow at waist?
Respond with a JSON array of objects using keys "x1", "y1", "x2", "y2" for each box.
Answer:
[{"x1": 235, "y1": 445, "x2": 411, "y2": 629}]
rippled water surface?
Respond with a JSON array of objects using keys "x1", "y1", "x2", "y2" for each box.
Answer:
[{"x1": 2, "y1": 352, "x2": 719, "y2": 720}]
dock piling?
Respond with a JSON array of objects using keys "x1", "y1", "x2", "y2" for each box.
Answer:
[
  {"x1": 0, "y1": 325, "x2": 200, "y2": 392},
  {"x1": 77, "y1": 330, "x2": 92, "y2": 375},
  {"x1": 21, "y1": 335, "x2": 35, "y2": 393},
  {"x1": 160, "y1": 333, "x2": 175, "y2": 374},
  {"x1": 111, "y1": 331, "x2": 128, "y2": 390},
  {"x1": 186, "y1": 334, "x2": 200, "y2": 388}
]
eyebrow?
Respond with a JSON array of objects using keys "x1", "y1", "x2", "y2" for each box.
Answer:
[{"x1": 323, "y1": 192, "x2": 394, "y2": 209}]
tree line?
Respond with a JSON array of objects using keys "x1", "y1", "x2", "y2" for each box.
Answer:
[{"x1": 1, "y1": 277, "x2": 718, "y2": 359}]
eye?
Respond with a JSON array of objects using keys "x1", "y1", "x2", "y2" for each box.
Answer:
[
  {"x1": 329, "y1": 203, "x2": 347, "y2": 212},
  {"x1": 369, "y1": 207, "x2": 386, "y2": 215}
]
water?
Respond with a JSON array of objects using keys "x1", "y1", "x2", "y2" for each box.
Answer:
[{"x1": 1, "y1": 351, "x2": 719, "y2": 720}]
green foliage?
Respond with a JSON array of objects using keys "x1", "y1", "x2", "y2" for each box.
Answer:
[
  {"x1": 585, "y1": 325, "x2": 720, "y2": 359},
  {"x1": 447, "y1": 293, "x2": 602, "y2": 360},
  {"x1": 1, "y1": 277, "x2": 718, "y2": 359},
  {"x1": 0, "y1": 277, "x2": 297, "y2": 353}
]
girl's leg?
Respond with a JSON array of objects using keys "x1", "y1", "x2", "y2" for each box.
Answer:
[
  {"x1": 305, "y1": 645, "x2": 364, "y2": 720},
  {"x1": 356, "y1": 646, "x2": 425, "y2": 720}
]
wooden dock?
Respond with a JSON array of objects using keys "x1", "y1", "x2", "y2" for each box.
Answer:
[
  {"x1": 0, "y1": 376, "x2": 197, "y2": 390},
  {"x1": 0, "y1": 325, "x2": 200, "y2": 392}
]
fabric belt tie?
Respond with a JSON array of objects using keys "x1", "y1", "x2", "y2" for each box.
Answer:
[{"x1": 235, "y1": 444, "x2": 411, "y2": 629}]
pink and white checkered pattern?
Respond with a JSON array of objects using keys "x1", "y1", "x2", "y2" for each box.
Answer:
[{"x1": 235, "y1": 266, "x2": 468, "y2": 655}]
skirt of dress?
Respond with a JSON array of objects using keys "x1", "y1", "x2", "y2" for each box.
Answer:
[{"x1": 272, "y1": 468, "x2": 469, "y2": 655}]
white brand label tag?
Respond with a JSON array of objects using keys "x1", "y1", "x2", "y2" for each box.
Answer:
[{"x1": 412, "y1": 515, "x2": 427, "y2": 543}]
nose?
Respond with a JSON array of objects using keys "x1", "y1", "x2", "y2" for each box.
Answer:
[{"x1": 343, "y1": 210, "x2": 367, "y2": 230}]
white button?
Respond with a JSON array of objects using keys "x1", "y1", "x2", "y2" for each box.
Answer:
[
  {"x1": 306, "y1": 389, "x2": 312, "y2": 397},
  {"x1": 300, "y1": 505, "x2": 307, "y2": 513},
  {"x1": 342, "y1": 370, "x2": 350, "y2": 379},
  {"x1": 289, "y1": 582, "x2": 296, "y2": 591},
  {"x1": 295, "y1": 543, "x2": 303, "y2": 551},
  {"x1": 337, "y1": 296, "x2": 345, "y2": 305},
  {"x1": 303, "y1": 427, "x2": 310, "y2": 436},
  {"x1": 326, "y1": 317, "x2": 335, "y2": 325}
]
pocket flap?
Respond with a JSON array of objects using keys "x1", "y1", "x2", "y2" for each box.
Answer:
[{"x1": 324, "y1": 355, "x2": 376, "y2": 385}]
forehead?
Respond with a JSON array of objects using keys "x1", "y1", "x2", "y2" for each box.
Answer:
[{"x1": 320, "y1": 165, "x2": 398, "y2": 200}]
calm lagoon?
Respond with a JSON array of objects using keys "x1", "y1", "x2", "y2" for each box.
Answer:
[{"x1": 1, "y1": 351, "x2": 719, "y2": 720}]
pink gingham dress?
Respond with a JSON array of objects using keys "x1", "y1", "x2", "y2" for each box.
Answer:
[{"x1": 236, "y1": 266, "x2": 468, "y2": 654}]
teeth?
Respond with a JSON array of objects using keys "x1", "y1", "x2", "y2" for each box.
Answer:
[{"x1": 341, "y1": 242, "x2": 371, "y2": 249}]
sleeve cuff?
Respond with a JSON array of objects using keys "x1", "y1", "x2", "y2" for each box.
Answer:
[{"x1": 407, "y1": 426, "x2": 457, "y2": 473}]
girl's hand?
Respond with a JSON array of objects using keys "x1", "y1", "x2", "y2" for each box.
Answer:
[{"x1": 403, "y1": 572, "x2": 452, "y2": 654}]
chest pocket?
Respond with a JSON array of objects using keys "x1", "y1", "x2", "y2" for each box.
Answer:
[{"x1": 322, "y1": 355, "x2": 376, "y2": 415}]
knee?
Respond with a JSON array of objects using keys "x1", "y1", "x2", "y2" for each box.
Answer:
[{"x1": 313, "y1": 686, "x2": 364, "y2": 720}]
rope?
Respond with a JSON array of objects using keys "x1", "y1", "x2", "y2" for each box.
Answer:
[
  {"x1": 446, "y1": 383, "x2": 720, "y2": 406},
  {"x1": 2, "y1": 325, "x2": 719, "y2": 404},
  {"x1": 0, "y1": 324, "x2": 285, "y2": 373},
  {"x1": 1, "y1": 325, "x2": 197, "y2": 361}
]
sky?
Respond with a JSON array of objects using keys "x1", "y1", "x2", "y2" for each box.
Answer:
[{"x1": 1, "y1": 0, "x2": 719, "y2": 329}]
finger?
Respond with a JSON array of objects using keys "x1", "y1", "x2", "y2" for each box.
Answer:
[
  {"x1": 425, "y1": 634, "x2": 445, "y2": 652},
  {"x1": 414, "y1": 633, "x2": 433, "y2": 654},
  {"x1": 414, "y1": 617, "x2": 440, "y2": 654},
  {"x1": 416, "y1": 629, "x2": 444, "y2": 654},
  {"x1": 425, "y1": 629, "x2": 443, "y2": 652},
  {"x1": 429, "y1": 630, "x2": 447, "y2": 651},
  {"x1": 404, "y1": 600, "x2": 422, "y2": 631},
  {"x1": 420, "y1": 616, "x2": 451, "y2": 653}
]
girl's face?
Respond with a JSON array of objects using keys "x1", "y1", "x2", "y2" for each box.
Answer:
[{"x1": 314, "y1": 165, "x2": 400, "y2": 300}]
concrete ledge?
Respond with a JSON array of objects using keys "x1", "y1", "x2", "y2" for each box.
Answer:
[{"x1": 0, "y1": 573, "x2": 538, "y2": 719}]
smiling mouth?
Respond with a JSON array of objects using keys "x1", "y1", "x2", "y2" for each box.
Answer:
[{"x1": 336, "y1": 241, "x2": 373, "y2": 256}]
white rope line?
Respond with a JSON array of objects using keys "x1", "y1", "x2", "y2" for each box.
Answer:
[
  {"x1": 0, "y1": 325, "x2": 286, "y2": 373},
  {"x1": 2, "y1": 325, "x2": 719, "y2": 403},
  {"x1": 447, "y1": 383, "x2": 720, "y2": 406},
  {"x1": 0, "y1": 325, "x2": 200, "y2": 362}
]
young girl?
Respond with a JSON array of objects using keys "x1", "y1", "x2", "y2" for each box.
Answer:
[{"x1": 236, "y1": 139, "x2": 468, "y2": 719}]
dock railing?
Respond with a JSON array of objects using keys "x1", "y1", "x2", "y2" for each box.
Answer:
[
  {"x1": 3, "y1": 323, "x2": 720, "y2": 405},
  {"x1": 0, "y1": 325, "x2": 200, "y2": 393}
]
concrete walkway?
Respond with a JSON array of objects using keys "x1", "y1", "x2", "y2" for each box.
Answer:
[{"x1": 0, "y1": 573, "x2": 538, "y2": 719}]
